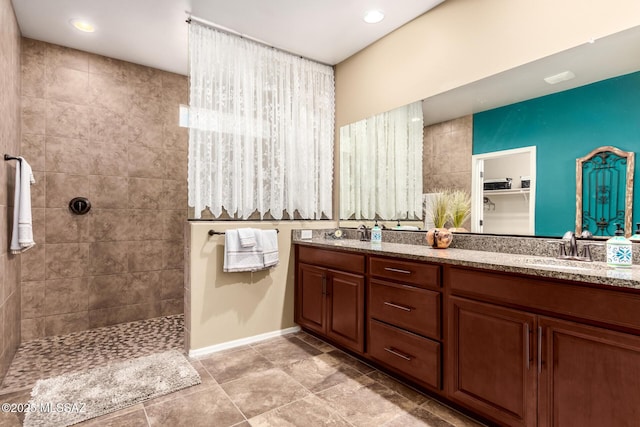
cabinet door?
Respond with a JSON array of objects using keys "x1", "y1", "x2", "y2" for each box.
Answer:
[
  {"x1": 296, "y1": 263, "x2": 326, "y2": 334},
  {"x1": 326, "y1": 270, "x2": 365, "y2": 353},
  {"x1": 448, "y1": 296, "x2": 537, "y2": 427},
  {"x1": 538, "y1": 316, "x2": 640, "y2": 427}
]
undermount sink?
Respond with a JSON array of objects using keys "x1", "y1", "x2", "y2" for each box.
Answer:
[{"x1": 520, "y1": 257, "x2": 612, "y2": 272}]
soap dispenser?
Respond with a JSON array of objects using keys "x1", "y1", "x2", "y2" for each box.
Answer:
[
  {"x1": 371, "y1": 220, "x2": 382, "y2": 245},
  {"x1": 606, "y1": 224, "x2": 632, "y2": 268},
  {"x1": 630, "y1": 223, "x2": 640, "y2": 242}
]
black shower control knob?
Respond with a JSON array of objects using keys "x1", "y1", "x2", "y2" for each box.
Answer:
[{"x1": 69, "y1": 197, "x2": 91, "y2": 215}]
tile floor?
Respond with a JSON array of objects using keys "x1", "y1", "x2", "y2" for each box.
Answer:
[{"x1": 0, "y1": 317, "x2": 484, "y2": 426}]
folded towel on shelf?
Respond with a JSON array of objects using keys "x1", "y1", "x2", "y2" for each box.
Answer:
[
  {"x1": 10, "y1": 157, "x2": 36, "y2": 254},
  {"x1": 260, "y1": 229, "x2": 279, "y2": 268},
  {"x1": 237, "y1": 228, "x2": 257, "y2": 248},
  {"x1": 223, "y1": 229, "x2": 264, "y2": 272}
]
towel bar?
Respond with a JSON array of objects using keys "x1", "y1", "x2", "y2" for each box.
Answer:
[
  {"x1": 208, "y1": 228, "x2": 279, "y2": 236},
  {"x1": 4, "y1": 154, "x2": 21, "y2": 161}
]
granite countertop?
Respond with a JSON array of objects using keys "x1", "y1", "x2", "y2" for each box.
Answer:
[{"x1": 293, "y1": 237, "x2": 640, "y2": 290}]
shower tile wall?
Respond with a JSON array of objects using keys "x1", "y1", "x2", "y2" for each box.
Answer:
[
  {"x1": 19, "y1": 38, "x2": 188, "y2": 340},
  {"x1": 423, "y1": 115, "x2": 473, "y2": 193},
  {"x1": 0, "y1": 0, "x2": 23, "y2": 380}
]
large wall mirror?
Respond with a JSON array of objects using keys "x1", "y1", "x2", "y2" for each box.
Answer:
[{"x1": 339, "y1": 24, "x2": 640, "y2": 237}]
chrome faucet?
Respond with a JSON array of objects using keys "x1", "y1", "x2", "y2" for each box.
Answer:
[
  {"x1": 357, "y1": 224, "x2": 370, "y2": 241},
  {"x1": 561, "y1": 231, "x2": 578, "y2": 257},
  {"x1": 549, "y1": 231, "x2": 601, "y2": 262}
]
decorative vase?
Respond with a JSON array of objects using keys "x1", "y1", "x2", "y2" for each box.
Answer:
[
  {"x1": 448, "y1": 227, "x2": 468, "y2": 233},
  {"x1": 426, "y1": 228, "x2": 453, "y2": 249}
]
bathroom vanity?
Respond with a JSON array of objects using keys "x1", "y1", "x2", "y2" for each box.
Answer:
[{"x1": 294, "y1": 236, "x2": 640, "y2": 427}]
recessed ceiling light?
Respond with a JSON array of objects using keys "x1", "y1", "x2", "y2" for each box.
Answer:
[
  {"x1": 363, "y1": 10, "x2": 385, "y2": 24},
  {"x1": 543, "y1": 71, "x2": 575, "y2": 85},
  {"x1": 70, "y1": 19, "x2": 95, "y2": 33}
]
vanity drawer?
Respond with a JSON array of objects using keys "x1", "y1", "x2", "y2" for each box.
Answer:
[
  {"x1": 368, "y1": 319, "x2": 441, "y2": 390},
  {"x1": 369, "y1": 256, "x2": 440, "y2": 289},
  {"x1": 297, "y1": 246, "x2": 365, "y2": 274},
  {"x1": 369, "y1": 279, "x2": 441, "y2": 339}
]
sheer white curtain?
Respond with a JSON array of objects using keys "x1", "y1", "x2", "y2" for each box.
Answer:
[
  {"x1": 340, "y1": 101, "x2": 423, "y2": 220},
  {"x1": 188, "y1": 22, "x2": 334, "y2": 219}
]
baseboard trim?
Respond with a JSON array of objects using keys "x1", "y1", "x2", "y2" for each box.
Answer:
[{"x1": 188, "y1": 325, "x2": 301, "y2": 358}]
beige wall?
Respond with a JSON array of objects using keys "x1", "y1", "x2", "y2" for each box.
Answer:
[
  {"x1": 187, "y1": 221, "x2": 335, "y2": 352},
  {"x1": 0, "y1": 0, "x2": 23, "y2": 381},
  {"x1": 335, "y1": 0, "x2": 640, "y2": 128},
  {"x1": 20, "y1": 39, "x2": 189, "y2": 340}
]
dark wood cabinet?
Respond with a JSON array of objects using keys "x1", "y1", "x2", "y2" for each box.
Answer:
[
  {"x1": 296, "y1": 244, "x2": 640, "y2": 427},
  {"x1": 448, "y1": 266, "x2": 640, "y2": 427},
  {"x1": 296, "y1": 263, "x2": 327, "y2": 335},
  {"x1": 538, "y1": 316, "x2": 640, "y2": 427},
  {"x1": 295, "y1": 247, "x2": 365, "y2": 354},
  {"x1": 448, "y1": 296, "x2": 537, "y2": 427},
  {"x1": 326, "y1": 270, "x2": 365, "y2": 352}
]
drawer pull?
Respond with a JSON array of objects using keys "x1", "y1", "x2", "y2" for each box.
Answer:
[
  {"x1": 384, "y1": 267, "x2": 412, "y2": 275},
  {"x1": 384, "y1": 347, "x2": 413, "y2": 361},
  {"x1": 383, "y1": 301, "x2": 412, "y2": 312}
]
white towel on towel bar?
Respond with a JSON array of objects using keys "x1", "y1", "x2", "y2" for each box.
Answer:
[
  {"x1": 10, "y1": 157, "x2": 36, "y2": 254},
  {"x1": 237, "y1": 228, "x2": 256, "y2": 248},
  {"x1": 223, "y1": 229, "x2": 264, "y2": 272},
  {"x1": 261, "y1": 229, "x2": 279, "y2": 268}
]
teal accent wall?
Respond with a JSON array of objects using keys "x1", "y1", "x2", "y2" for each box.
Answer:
[{"x1": 473, "y1": 71, "x2": 640, "y2": 236}]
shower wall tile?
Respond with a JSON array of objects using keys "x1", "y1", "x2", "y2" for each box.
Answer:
[
  {"x1": 45, "y1": 208, "x2": 91, "y2": 243},
  {"x1": 88, "y1": 73, "x2": 130, "y2": 114},
  {"x1": 91, "y1": 140, "x2": 128, "y2": 176},
  {"x1": 89, "y1": 241, "x2": 128, "y2": 275},
  {"x1": 161, "y1": 299, "x2": 184, "y2": 316},
  {"x1": 128, "y1": 145, "x2": 165, "y2": 178},
  {"x1": 45, "y1": 44, "x2": 89, "y2": 72},
  {"x1": 30, "y1": 171, "x2": 45, "y2": 209},
  {"x1": 45, "y1": 172, "x2": 91, "y2": 208},
  {"x1": 130, "y1": 210, "x2": 163, "y2": 241},
  {"x1": 21, "y1": 55, "x2": 45, "y2": 98},
  {"x1": 88, "y1": 54, "x2": 128, "y2": 79},
  {"x1": 90, "y1": 209, "x2": 132, "y2": 241},
  {"x1": 162, "y1": 180, "x2": 188, "y2": 209},
  {"x1": 45, "y1": 136, "x2": 92, "y2": 174},
  {"x1": 20, "y1": 245, "x2": 45, "y2": 282},
  {"x1": 162, "y1": 240, "x2": 185, "y2": 270},
  {"x1": 164, "y1": 149, "x2": 188, "y2": 181},
  {"x1": 21, "y1": 134, "x2": 45, "y2": 171},
  {"x1": 163, "y1": 210, "x2": 186, "y2": 241},
  {"x1": 88, "y1": 175, "x2": 129, "y2": 209},
  {"x1": 128, "y1": 177, "x2": 163, "y2": 209},
  {"x1": 45, "y1": 243, "x2": 90, "y2": 279},
  {"x1": 128, "y1": 115, "x2": 163, "y2": 148},
  {"x1": 45, "y1": 66, "x2": 89, "y2": 105},
  {"x1": 21, "y1": 96, "x2": 45, "y2": 135},
  {"x1": 21, "y1": 318, "x2": 45, "y2": 341},
  {"x1": 45, "y1": 100, "x2": 90, "y2": 139},
  {"x1": 161, "y1": 269, "x2": 184, "y2": 300},
  {"x1": 1, "y1": 0, "x2": 22, "y2": 381},
  {"x1": 89, "y1": 107, "x2": 129, "y2": 143},
  {"x1": 127, "y1": 241, "x2": 163, "y2": 272},
  {"x1": 21, "y1": 281, "x2": 44, "y2": 319},
  {"x1": 45, "y1": 312, "x2": 89, "y2": 336},
  {"x1": 88, "y1": 302, "x2": 160, "y2": 329},
  {"x1": 21, "y1": 38, "x2": 188, "y2": 337},
  {"x1": 44, "y1": 278, "x2": 89, "y2": 316}
]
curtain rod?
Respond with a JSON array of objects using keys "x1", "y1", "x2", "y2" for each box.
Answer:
[{"x1": 185, "y1": 13, "x2": 332, "y2": 67}]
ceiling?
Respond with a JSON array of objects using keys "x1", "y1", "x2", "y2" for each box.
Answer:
[
  {"x1": 422, "y1": 24, "x2": 640, "y2": 125},
  {"x1": 12, "y1": 0, "x2": 444, "y2": 75}
]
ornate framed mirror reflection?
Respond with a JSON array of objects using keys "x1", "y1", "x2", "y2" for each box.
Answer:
[{"x1": 576, "y1": 146, "x2": 635, "y2": 237}]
